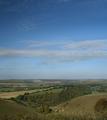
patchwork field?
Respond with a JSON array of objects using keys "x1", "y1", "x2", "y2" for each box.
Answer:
[
  {"x1": 0, "y1": 80, "x2": 107, "y2": 120},
  {"x1": 0, "y1": 86, "x2": 62, "y2": 99}
]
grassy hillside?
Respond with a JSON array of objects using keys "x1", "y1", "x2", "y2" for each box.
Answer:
[
  {"x1": 0, "y1": 99, "x2": 46, "y2": 120},
  {"x1": 54, "y1": 93, "x2": 107, "y2": 117},
  {"x1": 13, "y1": 84, "x2": 91, "y2": 112},
  {"x1": 0, "y1": 82, "x2": 107, "y2": 120},
  {"x1": 0, "y1": 99, "x2": 32, "y2": 114}
]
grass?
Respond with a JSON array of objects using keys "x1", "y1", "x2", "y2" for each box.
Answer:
[
  {"x1": 0, "y1": 89, "x2": 42, "y2": 99},
  {"x1": 0, "y1": 93, "x2": 107, "y2": 120},
  {"x1": 0, "y1": 82, "x2": 107, "y2": 120},
  {"x1": 0, "y1": 99, "x2": 35, "y2": 115},
  {"x1": 0, "y1": 86, "x2": 62, "y2": 99},
  {"x1": 54, "y1": 93, "x2": 107, "y2": 117},
  {"x1": 0, "y1": 99, "x2": 47, "y2": 120}
]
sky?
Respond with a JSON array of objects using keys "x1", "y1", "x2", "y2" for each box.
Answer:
[{"x1": 0, "y1": 0, "x2": 107, "y2": 79}]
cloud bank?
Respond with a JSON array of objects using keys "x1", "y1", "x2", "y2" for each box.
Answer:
[{"x1": 0, "y1": 40, "x2": 107, "y2": 63}]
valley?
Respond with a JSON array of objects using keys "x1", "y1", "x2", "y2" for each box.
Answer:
[{"x1": 0, "y1": 80, "x2": 107, "y2": 120}]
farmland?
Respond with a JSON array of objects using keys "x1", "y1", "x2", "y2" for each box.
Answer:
[{"x1": 0, "y1": 80, "x2": 107, "y2": 120}]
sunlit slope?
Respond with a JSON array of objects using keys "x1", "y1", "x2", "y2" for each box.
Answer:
[{"x1": 55, "y1": 93, "x2": 107, "y2": 116}]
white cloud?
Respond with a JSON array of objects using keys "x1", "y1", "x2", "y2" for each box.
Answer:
[
  {"x1": 0, "y1": 40, "x2": 107, "y2": 63},
  {"x1": 28, "y1": 39, "x2": 107, "y2": 50},
  {"x1": 64, "y1": 40, "x2": 107, "y2": 50}
]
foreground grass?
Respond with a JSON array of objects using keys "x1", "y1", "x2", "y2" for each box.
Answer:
[
  {"x1": 1, "y1": 113, "x2": 107, "y2": 120},
  {"x1": 0, "y1": 83, "x2": 107, "y2": 120},
  {"x1": 0, "y1": 98, "x2": 107, "y2": 120}
]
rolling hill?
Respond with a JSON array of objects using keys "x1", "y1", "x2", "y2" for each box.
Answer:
[
  {"x1": 54, "y1": 93, "x2": 107, "y2": 117},
  {"x1": 0, "y1": 99, "x2": 44, "y2": 120}
]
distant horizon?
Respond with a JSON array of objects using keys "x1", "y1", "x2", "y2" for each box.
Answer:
[{"x1": 0, "y1": 78, "x2": 107, "y2": 81}]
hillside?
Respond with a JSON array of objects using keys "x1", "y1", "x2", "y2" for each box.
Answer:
[
  {"x1": 0, "y1": 99, "x2": 44, "y2": 120},
  {"x1": 0, "y1": 83, "x2": 107, "y2": 120},
  {"x1": 54, "y1": 93, "x2": 107, "y2": 117}
]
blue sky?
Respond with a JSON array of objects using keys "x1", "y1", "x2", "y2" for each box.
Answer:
[{"x1": 0, "y1": 0, "x2": 107, "y2": 79}]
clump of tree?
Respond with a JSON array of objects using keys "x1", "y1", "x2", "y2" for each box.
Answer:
[{"x1": 14, "y1": 85, "x2": 92, "y2": 113}]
